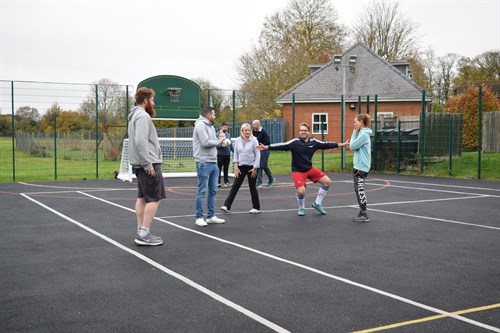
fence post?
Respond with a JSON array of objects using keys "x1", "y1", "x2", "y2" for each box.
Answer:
[
  {"x1": 207, "y1": 89, "x2": 211, "y2": 107},
  {"x1": 341, "y1": 94, "x2": 345, "y2": 170},
  {"x1": 448, "y1": 113, "x2": 453, "y2": 176},
  {"x1": 478, "y1": 85, "x2": 482, "y2": 179},
  {"x1": 232, "y1": 90, "x2": 236, "y2": 138},
  {"x1": 54, "y1": 115, "x2": 57, "y2": 180},
  {"x1": 321, "y1": 120, "x2": 325, "y2": 171},
  {"x1": 125, "y1": 85, "x2": 130, "y2": 134},
  {"x1": 95, "y1": 84, "x2": 99, "y2": 179},
  {"x1": 292, "y1": 93, "x2": 295, "y2": 138},
  {"x1": 420, "y1": 90, "x2": 426, "y2": 174},
  {"x1": 373, "y1": 95, "x2": 378, "y2": 171},
  {"x1": 397, "y1": 119, "x2": 401, "y2": 173},
  {"x1": 10, "y1": 81, "x2": 16, "y2": 182}
]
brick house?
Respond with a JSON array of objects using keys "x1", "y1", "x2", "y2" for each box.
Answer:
[{"x1": 276, "y1": 43, "x2": 432, "y2": 142}]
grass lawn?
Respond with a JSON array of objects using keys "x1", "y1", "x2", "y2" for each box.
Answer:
[{"x1": 1, "y1": 136, "x2": 498, "y2": 182}]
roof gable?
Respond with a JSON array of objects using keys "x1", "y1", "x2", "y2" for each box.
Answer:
[{"x1": 276, "y1": 43, "x2": 429, "y2": 103}]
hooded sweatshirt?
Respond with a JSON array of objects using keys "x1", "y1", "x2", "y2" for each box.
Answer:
[
  {"x1": 192, "y1": 115, "x2": 220, "y2": 163},
  {"x1": 349, "y1": 127, "x2": 373, "y2": 173},
  {"x1": 127, "y1": 105, "x2": 162, "y2": 170}
]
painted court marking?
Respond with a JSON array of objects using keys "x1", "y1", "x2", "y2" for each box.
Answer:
[
  {"x1": 74, "y1": 191, "x2": 499, "y2": 332},
  {"x1": 16, "y1": 178, "x2": 500, "y2": 332},
  {"x1": 352, "y1": 303, "x2": 500, "y2": 333},
  {"x1": 20, "y1": 193, "x2": 291, "y2": 333}
]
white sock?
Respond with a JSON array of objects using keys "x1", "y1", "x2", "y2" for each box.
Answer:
[
  {"x1": 315, "y1": 185, "x2": 329, "y2": 205},
  {"x1": 296, "y1": 194, "x2": 305, "y2": 209},
  {"x1": 138, "y1": 227, "x2": 149, "y2": 237}
]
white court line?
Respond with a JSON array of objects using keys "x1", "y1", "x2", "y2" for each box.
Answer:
[
  {"x1": 380, "y1": 179, "x2": 500, "y2": 192},
  {"x1": 365, "y1": 182, "x2": 500, "y2": 198},
  {"x1": 368, "y1": 208, "x2": 500, "y2": 230},
  {"x1": 77, "y1": 191, "x2": 500, "y2": 332},
  {"x1": 20, "y1": 193, "x2": 290, "y2": 333}
]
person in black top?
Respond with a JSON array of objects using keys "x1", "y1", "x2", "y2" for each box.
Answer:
[
  {"x1": 257, "y1": 122, "x2": 347, "y2": 216},
  {"x1": 252, "y1": 120, "x2": 275, "y2": 187}
]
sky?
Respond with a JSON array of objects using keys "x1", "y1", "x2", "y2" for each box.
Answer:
[{"x1": 1, "y1": 0, "x2": 499, "y2": 91}]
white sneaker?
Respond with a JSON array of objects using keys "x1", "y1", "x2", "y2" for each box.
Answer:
[
  {"x1": 220, "y1": 206, "x2": 230, "y2": 213},
  {"x1": 195, "y1": 218, "x2": 207, "y2": 227},
  {"x1": 206, "y1": 216, "x2": 225, "y2": 224},
  {"x1": 249, "y1": 208, "x2": 261, "y2": 214}
]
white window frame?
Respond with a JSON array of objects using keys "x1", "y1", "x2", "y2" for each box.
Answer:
[{"x1": 312, "y1": 113, "x2": 328, "y2": 135}]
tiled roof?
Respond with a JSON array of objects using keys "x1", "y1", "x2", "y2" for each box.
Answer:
[{"x1": 276, "y1": 43, "x2": 431, "y2": 103}]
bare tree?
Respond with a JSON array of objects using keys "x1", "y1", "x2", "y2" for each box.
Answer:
[
  {"x1": 435, "y1": 53, "x2": 461, "y2": 103},
  {"x1": 353, "y1": 0, "x2": 420, "y2": 61}
]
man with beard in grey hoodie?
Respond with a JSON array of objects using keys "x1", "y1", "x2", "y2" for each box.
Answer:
[
  {"x1": 192, "y1": 106, "x2": 226, "y2": 227},
  {"x1": 127, "y1": 87, "x2": 165, "y2": 245}
]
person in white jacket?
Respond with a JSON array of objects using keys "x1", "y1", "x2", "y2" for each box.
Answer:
[
  {"x1": 347, "y1": 114, "x2": 373, "y2": 222},
  {"x1": 127, "y1": 87, "x2": 165, "y2": 246},
  {"x1": 220, "y1": 123, "x2": 261, "y2": 214},
  {"x1": 192, "y1": 106, "x2": 226, "y2": 227}
]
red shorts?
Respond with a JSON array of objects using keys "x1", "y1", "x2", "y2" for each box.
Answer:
[{"x1": 291, "y1": 167, "x2": 326, "y2": 188}]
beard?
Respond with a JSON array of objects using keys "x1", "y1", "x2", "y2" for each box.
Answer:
[{"x1": 145, "y1": 101, "x2": 156, "y2": 117}]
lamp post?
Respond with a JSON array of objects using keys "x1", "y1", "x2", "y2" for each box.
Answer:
[{"x1": 334, "y1": 54, "x2": 357, "y2": 169}]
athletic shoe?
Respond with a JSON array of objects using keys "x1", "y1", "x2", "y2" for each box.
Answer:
[
  {"x1": 224, "y1": 182, "x2": 231, "y2": 187},
  {"x1": 220, "y1": 206, "x2": 230, "y2": 213},
  {"x1": 134, "y1": 233, "x2": 163, "y2": 246},
  {"x1": 256, "y1": 182, "x2": 263, "y2": 187},
  {"x1": 195, "y1": 218, "x2": 208, "y2": 227},
  {"x1": 207, "y1": 216, "x2": 225, "y2": 224},
  {"x1": 267, "y1": 177, "x2": 276, "y2": 187},
  {"x1": 217, "y1": 183, "x2": 222, "y2": 188},
  {"x1": 249, "y1": 208, "x2": 260, "y2": 214},
  {"x1": 297, "y1": 208, "x2": 305, "y2": 216},
  {"x1": 312, "y1": 202, "x2": 327, "y2": 215},
  {"x1": 353, "y1": 211, "x2": 370, "y2": 222}
]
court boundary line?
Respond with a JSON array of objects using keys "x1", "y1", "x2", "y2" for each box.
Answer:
[
  {"x1": 352, "y1": 303, "x2": 500, "y2": 333},
  {"x1": 75, "y1": 191, "x2": 500, "y2": 332},
  {"x1": 379, "y1": 179, "x2": 500, "y2": 192},
  {"x1": 19, "y1": 193, "x2": 291, "y2": 333},
  {"x1": 369, "y1": 206, "x2": 500, "y2": 230}
]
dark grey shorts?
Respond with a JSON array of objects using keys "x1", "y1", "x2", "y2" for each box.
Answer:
[{"x1": 135, "y1": 164, "x2": 166, "y2": 203}]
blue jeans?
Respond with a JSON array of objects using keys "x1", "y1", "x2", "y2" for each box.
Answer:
[{"x1": 196, "y1": 162, "x2": 219, "y2": 219}]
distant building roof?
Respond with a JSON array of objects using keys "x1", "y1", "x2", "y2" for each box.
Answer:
[{"x1": 276, "y1": 43, "x2": 431, "y2": 104}]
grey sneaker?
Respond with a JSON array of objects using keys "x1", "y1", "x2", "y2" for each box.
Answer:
[
  {"x1": 353, "y1": 211, "x2": 370, "y2": 222},
  {"x1": 134, "y1": 233, "x2": 163, "y2": 246},
  {"x1": 312, "y1": 202, "x2": 327, "y2": 215}
]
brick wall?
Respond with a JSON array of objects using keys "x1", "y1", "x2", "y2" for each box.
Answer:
[{"x1": 282, "y1": 101, "x2": 422, "y2": 142}]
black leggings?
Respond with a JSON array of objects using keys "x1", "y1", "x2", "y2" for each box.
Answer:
[{"x1": 353, "y1": 169, "x2": 368, "y2": 211}]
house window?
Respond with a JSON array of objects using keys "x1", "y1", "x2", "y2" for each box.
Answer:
[{"x1": 312, "y1": 113, "x2": 328, "y2": 135}]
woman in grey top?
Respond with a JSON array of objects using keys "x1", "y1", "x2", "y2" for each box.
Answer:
[{"x1": 221, "y1": 123, "x2": 261, "y2": 214}]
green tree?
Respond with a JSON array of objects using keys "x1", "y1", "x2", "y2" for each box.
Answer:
[
  {"x1": 445, "y1": 85, "x2": 499, "y2": 149},
  {"x1": 454, "y1": 50, "x2": 500, "y2": 88},
  {"x1": 39, "y1": 103, "x2": 63, "y2": 133},
  {"x1": 237, "y1": 0, "x2": 347, "y2": 117},
  {"x1": 15, "y1": 106, "x2": 40, "y2": 132},
  {"x1": 353, "y1": 0, "x2": 420, "y2": 61}
]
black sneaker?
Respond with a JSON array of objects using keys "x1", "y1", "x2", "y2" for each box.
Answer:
[{"x1": 353, "y1": 211, "x2": 370, "y2": 222}]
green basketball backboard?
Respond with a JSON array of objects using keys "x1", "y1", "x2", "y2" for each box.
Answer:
[{"x1": 137, "y1": 75, "x2": 201, "y2": 120}]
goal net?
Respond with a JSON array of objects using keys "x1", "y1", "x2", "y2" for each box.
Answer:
[{"x1": 117, "y1": 137, "x2": 234, "y2": 181}]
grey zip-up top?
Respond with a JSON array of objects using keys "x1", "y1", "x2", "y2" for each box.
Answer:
[
  {"x1": 127, "y1": 106, "x2": 162, "y2": 170},
  {"x1": 192, "y1": 115, "x2": 220, "y2": 162}
]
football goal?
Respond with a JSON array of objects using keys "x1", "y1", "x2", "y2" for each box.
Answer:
[{"x1": 117, "y1": 137, "x2": 234, "y2": 181}]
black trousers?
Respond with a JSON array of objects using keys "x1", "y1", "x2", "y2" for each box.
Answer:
[
  {"x1": 353, "y1": 169, "x2": 368, "y2": 211},
  {"x1": 224, "y1": 165, "x2": 260, "y2": 210},
  {"x1": 217, "y1": 154, "x2": 231, "y2": 184}
]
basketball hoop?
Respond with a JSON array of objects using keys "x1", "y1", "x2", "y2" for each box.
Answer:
[{"x1": 167, "y1": 87, "x2": 182, "y2": 102}]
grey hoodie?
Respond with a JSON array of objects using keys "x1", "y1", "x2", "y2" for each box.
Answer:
[
  {"x1": 127, "y1": 106, "x2": 162, "y2": 170},
  {"x1": 192, "y1": 115, "x2": 220, "y2": 163}
]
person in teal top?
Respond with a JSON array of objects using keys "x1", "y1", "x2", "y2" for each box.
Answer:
[{"x1": 347, "y1": 114, "x2": 372, "y2": 222}]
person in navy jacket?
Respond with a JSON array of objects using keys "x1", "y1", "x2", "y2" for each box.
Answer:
[{"x1": 258, "y1": 122, "x2": 347, "y2": 216}]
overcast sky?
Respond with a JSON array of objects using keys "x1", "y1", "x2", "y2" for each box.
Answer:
[{"x1": 1, "y1": 0, "x2": 499, "y2": 90}]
